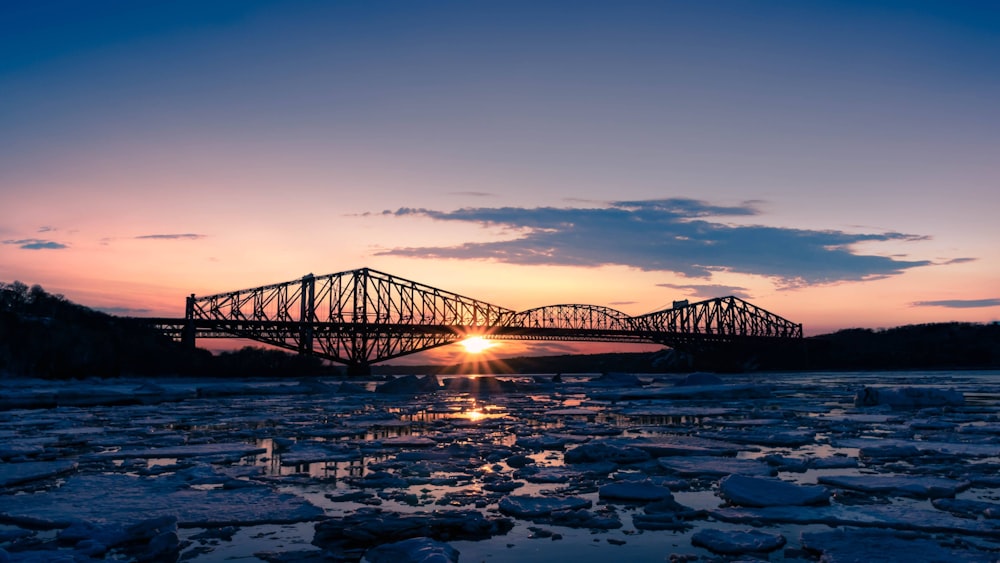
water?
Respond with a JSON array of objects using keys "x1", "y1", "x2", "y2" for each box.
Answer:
[{"x1": 1, "y1": 370, "x2": 999, "y2": 561}]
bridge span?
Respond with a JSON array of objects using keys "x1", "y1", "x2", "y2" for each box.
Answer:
[{"x1": 147, "y1": 267, "x2": 802, "y2": 373}]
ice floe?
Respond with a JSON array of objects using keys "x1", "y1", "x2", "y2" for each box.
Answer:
[{"x1": 718, "y1": 474, "x2": 830, "y2": 507}]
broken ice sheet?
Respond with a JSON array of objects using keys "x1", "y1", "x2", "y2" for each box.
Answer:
[{"x1": 0, "y1": 473, "x2": 323, "y2": 528}]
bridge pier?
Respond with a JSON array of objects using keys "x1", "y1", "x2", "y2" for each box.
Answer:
[
  {"x1": 182, "y1": 294, "x2": 196, "y2": 349},
  {"x1": 346, "y1": 363, "x2": 372, "y2": 377}
]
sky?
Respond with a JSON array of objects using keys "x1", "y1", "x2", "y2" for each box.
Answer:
[{"x1": 2, "y1": 1, "x2": 999, "y2": 363}]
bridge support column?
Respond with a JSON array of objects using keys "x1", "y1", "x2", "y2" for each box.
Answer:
[
  {"x1": 182, "y1": 294, "x2": 196, "y2": 349},
  {"x1": 346, "y1": 362, "x2": 372, "y2": 377},
  {"x1": 299, "y1": 274, "x2": 315, "y2": 354}
]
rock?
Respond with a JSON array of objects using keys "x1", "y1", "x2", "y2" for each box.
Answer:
[
  {"x1": 691, "y1": 528, "x2": 786, "y2": 554},
  {"x1": 719, "y1": 474, "x2": 830, "y2": 507}
]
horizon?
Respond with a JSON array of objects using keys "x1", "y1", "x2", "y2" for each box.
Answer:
[{"x1": 3, "y1": 1, "x2": 999, "y2": 364}]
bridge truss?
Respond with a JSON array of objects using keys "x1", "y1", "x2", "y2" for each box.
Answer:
[{"x1": 149, "y1": 267, "x2": 802, "y2": 373}]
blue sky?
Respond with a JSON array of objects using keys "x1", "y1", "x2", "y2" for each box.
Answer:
[{"x1": 2, "y1": 1, "x2": 999, "y2": 357}]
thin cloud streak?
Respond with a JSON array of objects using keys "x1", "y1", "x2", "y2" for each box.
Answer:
[
  {"x1": 377, "y1": 198, "x2": 934, "y2": 286},
  {"x1": 134, "y1": 234, "x2": 206, "y2": 240},
  {"x1": 912, "y1": 299, "x2": 1000, "y2": 309},
  {"x1": 3, "y1": 239, "x2": 68, "y2": 250}
]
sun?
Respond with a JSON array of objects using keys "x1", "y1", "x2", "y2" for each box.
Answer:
[{"x1": 460, "y1": 336, "x2": 494, "y2": 354}]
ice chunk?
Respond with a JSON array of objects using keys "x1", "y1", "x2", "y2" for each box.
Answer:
[
  {"x1": 931, "y1": 498, "x2": 1000, "y2": 519},
  {"x1": 854, "y1": 386, "x2": 964, "y2": 408},
  {"x1": 674, "y1": 372, "x2": 723, "y2": 386},
  {"x1": 599, "y1": 481, "x2": 674, "y2": 502},
  {"x1": 363, "y1": 537, "x2": 459, "y2": 563},
  {"x1": 0, "y1": 474, "x2": 322, "y2": 528},
  {"x1": 0, "y1": 460, "x2": 77, "y2": 487},
  {"x1": 497, "y1": 495, "x2": 592, "y2": 518},
  {"x1": 564, "y1": 442, "x2": 651, "y2": 464},
  {"x1": 376, "y1": 375, "x2": 440, "y2": 394},
  {"x1": 628, "y1": 435, "x2": 744, "y2": 457},
  {"x1": 712, "y1": 503, "x2": 1000, "y2": 536},
  {"x1": 95, "y1": 442, "x2": 266, "y2": 460},
  {"x1": 313, "y1": 508, "x2": 512, "y2": 554},
  {"x1": 836, "y1": 437, "x2": 1000, "y2": 458},
  {"x1": 691, "y1": 528, "x2": 786, "y2": 554},
  {"x1": 657, "y1": 456, "x2": 775, "y2": 477},
  {"x1": 585, "y1": 372, "x2": 644, "y2": 387},
  {"x1": 719, "y1": 474, "x2": 830, "y2": 507},
  {"x1": 801, "y1": 528, "x2": 993, "y2": 562},
  {"x1": 817, "y1": 474, "x2": 970, "y2": 499}
]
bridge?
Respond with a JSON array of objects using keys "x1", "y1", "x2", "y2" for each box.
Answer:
[{"x1": 148, "y1": 267, "x2": 802, "y2": 374}]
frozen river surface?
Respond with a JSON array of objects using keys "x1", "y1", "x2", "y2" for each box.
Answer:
[{"x1": 1, "y1": 370, "x2": 999, "y2": 562}]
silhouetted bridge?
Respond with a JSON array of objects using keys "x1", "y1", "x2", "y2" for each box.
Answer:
[{"x1": 147, "y1": 267, "x2": 802, "y2": 374}]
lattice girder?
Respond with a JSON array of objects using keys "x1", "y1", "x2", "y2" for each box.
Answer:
[{"x1": 180, "y1": 268, "x2": 802, "y2": 369}]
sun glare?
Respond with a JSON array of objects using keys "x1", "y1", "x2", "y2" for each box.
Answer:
[{"x1": 460, "y1": 336, "x2": 494, "y2": 354}]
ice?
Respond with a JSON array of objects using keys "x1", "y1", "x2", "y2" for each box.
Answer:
[
  {"x1": 836, "y1": 437, "x2": 1000, "y2": 457},
  {"x1": 855, "y1": 386, "x2": 965, "y2": 408},
  {"x1": 625, "y1": 435, "x2": 745, "y2": 457},
  {"x1": 800, "y1": 528, "x2": 996, "y2": 562},
  {"x1": 0, "y1": 473, "x2": 323, "y2": 528},
  {"x1": 94, "y1": 442, "x2": 267, "y2": 460},
  {"x1": 690, "y1": 528, "x2": 786, "y2": 554},
  {"x1": 498, "y1": 495, "x2": 592, "y2": 518},
  {"x1": 718, "y1": 474, "x2": 830, "y2": 507},
  {"x1": 563, "y1": 441, "x2": 651, "y2": 464},
  {"x1": 363, "y1": 537, "x2": 459, "y2": 563},
  {"x1": 712, "y1": 503, "x2": 1000, "y2": 536},
  {"x1": 312, "y1": 508, "x2": 512, "y2": 556},
  {"x1": 0, "y1": 460, "x2": 77, "y2": 487},
  {"x1": 932, "y1": 498, "x2": 1000, "y2": 519},
  {"x1": 2, "y1": 370, "x2": 999, "y2": 561},
  {"x1": 657, "y1": 456, "x2": 776, "y2": 477},
  {"x1": 816, "y1": 474, "x2": 971, "y2": 499},
  {"x1": 674, "y1": 372, "x2": 724, "y2": 386},
  {"x1": 598, "y1": 481, "x2": 674, "y2": 502}
]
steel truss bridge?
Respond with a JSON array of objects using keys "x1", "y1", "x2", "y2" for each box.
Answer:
[{"x1": 148, "y1": 267, "x2": 802, "y2": 374}]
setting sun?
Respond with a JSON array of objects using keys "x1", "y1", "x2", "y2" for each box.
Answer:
[{"x1": 460, "y1": 336, "x2": 494, "y2": 354}]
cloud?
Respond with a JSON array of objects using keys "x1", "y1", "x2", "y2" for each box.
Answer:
[
  {"x1": 37, "y1": 226, "x2": 55, "y2": 233},
  {"x1": 135, "y1": 233, "x2": 206, "y2": 240},
  {"x1": 448, "y1": 191, "x2": 494, "y2": 197},
  {"x1": 3, "y1": 238, "x2": 68, "y2": 250},
  {"x1": 912, "y1": 299, "x2": 1000, "y2": 309},
  {"x1": 375, "y1": 198, "x2": 933, "y2": 285},
  {"x1": 657, "y1": 282, "x2": 753, "y2": 300}
]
